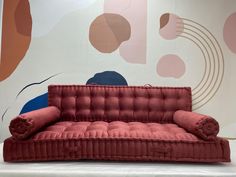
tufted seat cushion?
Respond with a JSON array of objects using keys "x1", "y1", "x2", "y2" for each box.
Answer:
[
  {"x1": 3, "y1": 85, "x2": 230, "y2": 163},
  {"x1": 32, "y1": 121, "x2": 199, "y2": 141},
  {"x1": 4, "y1": 120, "x2": 230, "y2": 162}
]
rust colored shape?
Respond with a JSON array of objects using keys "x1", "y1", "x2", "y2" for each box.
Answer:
[
  {"x1": 15, "y1": 0, "x2": 32, "y2": 36},
  {"x1": 89, "y1": 13, "x2": 131, "y2": 53},
  {"x1": 160, "y1": 13, "x2": 170, "y2": 29},
  {"x1": 0, "y1": 0, "x2": 32, "y2": 81}
]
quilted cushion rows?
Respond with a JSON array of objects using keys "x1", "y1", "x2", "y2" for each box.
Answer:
[
  {"x1": 48, "y1": 85, "x2": 192, "y2": 123},
  {"x1": 33, "y1": 121, "x2": 199, "y2": 141},
  {"x1": 3, "y1": 85, "x2": 230, "y2": 162},
  {"x1": 3, "y1": 121, "x2": 230, "y2": 162}
]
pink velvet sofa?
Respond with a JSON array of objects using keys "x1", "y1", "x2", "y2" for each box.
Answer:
[{"x1": 3, "y1": 85, "x2": 230, "y2": 162}]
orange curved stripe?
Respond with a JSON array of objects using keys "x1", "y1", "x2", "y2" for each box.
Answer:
[{"x1": 0, "y1": 0, "x2": 32, "y2": 81}]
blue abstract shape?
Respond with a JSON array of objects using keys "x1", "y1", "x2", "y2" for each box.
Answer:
[
  {"x1": 20, "y1": 93, "x2": 48, "y2": 114},
  {"x1": 86, "y1": 71, "x2": 128, "y2": 85}
]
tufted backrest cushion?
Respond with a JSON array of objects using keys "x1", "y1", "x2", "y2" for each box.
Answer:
[{"x1": 48, "y1": 85, "x2": 192, "y2": 123}]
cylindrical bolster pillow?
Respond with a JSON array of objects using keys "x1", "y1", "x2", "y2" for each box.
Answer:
[
  {"x1": 173, "y1": 110, "x2": 219, "y2": 140},
  {"x1": 9, "y1": 106, "x2": 60, "y2": 140}
]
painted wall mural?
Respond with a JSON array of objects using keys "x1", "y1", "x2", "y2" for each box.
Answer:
[
  {"x1": 30, "y1": 0, "x2": 96, "y2": 37},
  {"x1": 89, "y1": 13, "x2": 131, "y2": 53},
  {"x1": 86, "y1": 71, "x2": 128, "y2": 85},
  {"x1": 1, "y1": 0, "x2": 236, "y2": 141},
  {"x1": 157, "y1": 54, "x2": 186, "y2": 79},
  {"x1": 0, "y1": 0, "x2": 32, "y2": 81},
  {"x1": 18, "y1": 71, "x2": 127, "y2": 115},
  {"x1": 99, "y1": 0, "x2": 147, "y2": 63},
  {"x1": 223, "y1": 12, "x2": 236, "y2": 54},
  {"x1": 159, "y1": 13, "x2": 225, "y2": 110}
]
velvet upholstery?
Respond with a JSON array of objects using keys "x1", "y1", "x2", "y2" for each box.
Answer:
[
  {"x1": 48, "y1": 85, "x2": 192, "y2": 123},
  {"x1": 173, "y1": 110, "x2": 219, "y2": 140},
  {"x1": 32, "y1": 121, "x2": 199, "y2": 140},
  {"x1": 4, "y1": 85, "x2": 230, "y2": 163},
  {"x1": 9, "y1": 106, "x2": 60, "y2": 139}
]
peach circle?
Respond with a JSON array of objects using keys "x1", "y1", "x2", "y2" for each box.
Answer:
[
  {"x1": 223, "y1": 12, "x2": 236, "y2": 54},
  {"x1": 157, "y1": 54, "x2": 186, "y2": 78}
]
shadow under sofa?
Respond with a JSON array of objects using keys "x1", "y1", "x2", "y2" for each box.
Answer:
[{"x1": 3, "y1": 85, "x2": 230, "y2": 162}]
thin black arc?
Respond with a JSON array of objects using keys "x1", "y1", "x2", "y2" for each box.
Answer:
[
  {"x1": 181, "y1": 19, "x2": 224, "y2": 107},
  {"x1": 182, "y1": 27, "x2": 216, "y2": 100},
  {"x1": 16, "y1": 73, "x2": 61, "y2": 99},
  {"x1": 182, "y1": 18, "x2": 225, "y2": 103},
  {"x1": 178, "y1": 31, "x2": 212, "y2": 103},
  {"x1": 1, "y1": 107, "x2": 9, "y2": 121}
]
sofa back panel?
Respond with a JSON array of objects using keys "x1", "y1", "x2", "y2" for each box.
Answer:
[{"x1": 48, "y1": 85, "x2": 192, "y2": 123}]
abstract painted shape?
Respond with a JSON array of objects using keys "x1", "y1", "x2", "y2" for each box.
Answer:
[
  {"x1": 159, "y1": 13, "x2": 183, "y2": 40},
  {"x1": 157, "y1": 54, "x2": 186, "y2": 78},
  {"x1": 15, "y1": 0, "x2": 32, "y2": 36},
  {"x1": 30, "y1": 0, "x2": 96, "y2": 37},
  {"x1": 177, "y1": 17, "x2": 224, "y2": 110},
  {"x1": 104, "y1": 0, "x2": 147, "y2": 64},
  {"x1": 86, "y1": 71, "x2": 128, "y2": 85},
  {"x1": 0, "y1": 0, "x2": 32, "y2": 81},
  {"x1": 223, "y1": 12, "x2": 236, "y2": 54},
  {"x1": 16, "y1": 73, "x2": 61, "y2": 98},
  {"x1": 89, "y1": 13, "x2": 131, "y2": 53},
  {"x1": 20, "y1": 93, "x2": 48, "y2": 114}
]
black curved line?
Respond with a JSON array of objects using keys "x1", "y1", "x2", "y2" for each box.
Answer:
[
  {"x1": 2, "y1": 73, "x2": 62, "y2": 121},
  {"x1": 16, "y1": 73, "x2": 62, "y2": 99},
  {"x1": 1, "y1": 107, "x2": 9, "y2": 121}
]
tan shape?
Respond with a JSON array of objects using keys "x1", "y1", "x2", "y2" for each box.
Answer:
[
  {"x1": 15, "y1": 0, "x2": 32, "y2": 36},
  {"x1": 104, "y1": 0, "x2": 147, "y2": 64},
  {"x1": 89, "y1": 13, "x2": 131, "y2": 53},
  {"x1": 160, "y1": 13, "x2": 170, "y2": 29},
  {"x1": 0, "y1": 0, "x2": 32, "y2": 81}
]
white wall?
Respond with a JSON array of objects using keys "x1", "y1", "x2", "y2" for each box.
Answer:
[{"x1": 0, "y1": 0, "x2": 236, "y2": 142}]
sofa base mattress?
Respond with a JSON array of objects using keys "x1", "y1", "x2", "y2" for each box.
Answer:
[{"x1": 4, "y1": 137, "x2": 230, "y2": 162}]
